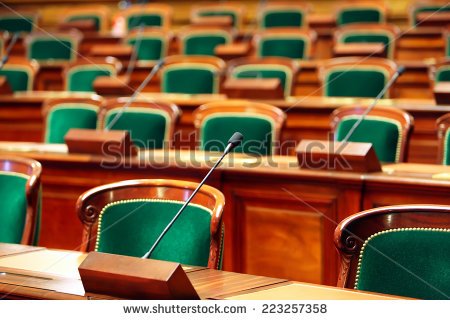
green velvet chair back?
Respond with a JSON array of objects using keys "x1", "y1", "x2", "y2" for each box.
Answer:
[
  {"x1": 443, "y1": 127, "x2": 450, "y2": 165},
  {"x1": 434, "y1": 65, "x2": 450, "y2": 83},
  {"x1": 44, "y1": 102, "x2": 100, "y2": 144},
  {"x1": 126, "y1": 32, "x2": 168, "y2": 64},
  {"x1": 26, "y1": 34, "x2": 80, "y2": 62},
  {"x1": 0, "y1": 63, "x2": 34, "y2": 92},
  {"x1": 127, "y1": 14, "x2": 162, "y2": 30},
  {"x1": 123, "y1": 4, "x2": 172, "y2": 32},
  {"x1": 180, "y1": 29, "x2": 231, "y2": 56},
  {"x1": 335, "y1": 205, "x2": 450, "y2": 299},
  {"x1": 161, "y1": 63, "x2": 220, "y2": 94},
  {"x1": 337, "y1": 6, "x2": 385, "y2": 26},
  {"x1": 191, "y1": 4, "x2": 244, "y2": 29},
  {"x1": 0, "y1": 157, "x2": 41, "y2": 245},
  {"x1": 322, "y1": 60, "x2": 395, "y2": 98},
  {"x1": 66, "y1": 64, "x2": 116, "y2": 92},
  {"x1": 0, "y1": 14, "x2": 36, "y2": 33},
  {"x1": 259, "y1": 7, "x2": 307, "y2": 29},
  {"x1": 436, "y1": 113, "x2": 450, "y2": 165},
  {"x1": 256, "y1": 32, "x2": 314, "y2": 60},
  {"x1": 411, "y1": 5, "x2": 450, "y2": 26},
  {"x1": 231, "y1": 63, "x2": 293, "y2": 97},
  {"x1": 335, "y1": 116, "x2": 402, "y2": 163},
  {"x1": 77, "y1": 179, "x2": 225, "y2": 269}
]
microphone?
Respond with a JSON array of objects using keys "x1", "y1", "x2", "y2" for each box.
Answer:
[
  {"x1": 0, "y1": 33, "x2": 19, "y2": 70},
  {"x1": 141, "y1": 132, "x2": 244, "y2": 259},
  {"x1": 339, "y1": 65, "x2": 406, "y2": 144},
  {"x1": 105, "y1": 58, "x2": 165, "y2": 131},
  {"x1": 124, "y1": 24, "x2": 144, "y2": 79}
]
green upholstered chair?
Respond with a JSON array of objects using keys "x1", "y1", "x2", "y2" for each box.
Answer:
[
  {"x1": 0, "y1": 12, "x2": 37, "y2": 33},
  {"x1": 99, "y1": 98, "x2": 180, "y2": 149},
  {"x1": 258, "y1": 3, "x2": 310, "y2": 29},
  {"x1": 77, "y1": 179, "x2": 225, "y2": 269},
  {"x1": 0, "y1": 156, "x2": 41, "y2": 245},
  {"x1": 61, "y1": 6, "x2": 110, "y2": 32},
  {"x1": 122, "y1": 3, "x2": 172, "y2": 32},
  {"x1": 321, "y1": 57, "x2": 397, "y2": 98},
  {"x1": 161, "y1": 55, "x2": 225, "y2": 94},
  {"x1": 334, "y1": 23, "x2": 400, "y2": 59},
  {"x1": 179, "y1": 28, "x2": 232, "y2": 56},
  {"x1": 125, "y1": 29, "x2": 170, "y2": 65},
  {"x1": 193, "y1": 100, "x2": 286, "y2": 156},
  {"x1": 25, "y1": 31, "x2": 82, "y2": 63},
  {"x1": 255, "y1": 28, "x2": 316, "y2": 60},
  {"x1": 409, "y1": 2, "x2": 450, "y2": 26},
  {"x1": 64, "y1": 57, "x2": 122, "y2": 92},
  {"x1": 43, "y1": 97, "x2": 104, "y2": 144},
  {"x1": 335, "y1": 204, "x2": 450, "y2": 299},
  {"x1": 336, "y1": 3, "x2": 386, "y2": 26},
  {"x1": 191, "y1": 3, "x2": 245, "y2": 29},
  {"x1": 430, "y1": 59, "x2": 450, "y2": 83},
  {"x1": 436, "y1": 113, "x2": 450, "y2": 165},
  {"x1": 0, "y1": 58, "x2": 38, "y2": 92},
  {"x1": 228, "y1": 57, "x2": 298, "y2": 98},
  {"x1": 331, "y1": 105, "x2": 413, "y2": 163}
]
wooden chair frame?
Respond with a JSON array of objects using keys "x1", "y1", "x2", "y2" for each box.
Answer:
[
  {"x1": 0, "y1": 57, "x2": 39, "y2": 91},
  {"x1": 0, "y1": 10, "x2": 39, "y2": 33},
  {"x1": 258, "y1": 2, "x2": 311, "y2": 29},
  {"x1": 193, "y1": 100, "x2": 286, "y2": 155},
  {"x1": 408, "y1": 0, "x2": 450, "y2": 26},
  {"x1": 330, "y1": 105, "x2": 414, "y2": 163},
  {"x1": 125, "y1": 28, "x2": 173, "y2": 65},
  {"x1": 0, "y1": 156, "x2": 42, "y2": 245},
  {"x1": 319, "y1": 57, "x2": 398, "y2": 98},
  {"x1": 190, "y1": 2, "x2": 246, "y2": 30},
  {"x1": 436, "y1": 112, "x2": 450, "y2": 164},
  {"x1": 122, "y1": 3, "x2": 173, "y2": 32},
  {"x1": 76, "y1": 179, "x2": 225, "y2": 269},
  {"x1": 177, "y1": 27, "x2": 234, "y2": 56},
  {"x1": 336, "y1": 2, "x2": 387, "y2": 25},
  {"x1": 61, "y1": 5, "x2": 111, "y2": 32},
  {"x1": 334, "y1": 204, "x2": 450, "y2": 289}
]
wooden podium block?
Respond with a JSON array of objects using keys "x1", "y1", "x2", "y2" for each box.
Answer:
[
  {"x1": 333, "y1": 43, "x2": 386, "y2": 58},
  {"x1": 434, "y1": 82, "x2": 450, "y2": 105},
  {"x1": 190, "y1": 16, "x2": 233, "y2": 27},
  {"x1": 65, "y1": 129, "x2": 136, "y2": 157},
  {"x1": 416, "y1": 12, "x2": 450, "y2": 27},
  {"x1": 79, "y1": 252, "x2": 200, "y2": 299},
  {"x1": 93, "y1": 75, "x2": 134, "y2": 96},
  {"x1": 0, "y1": 76, "x2": 12, "y2": 95},
  {"x1": 215, "y1": 43, "x2": 251, "y2": 60},
  {"x1": 222, "y1": 78, "x2": 284, "y2": 99},
  {"x1": 296, "y1": 139, "x2": 382, "y2": 173}
]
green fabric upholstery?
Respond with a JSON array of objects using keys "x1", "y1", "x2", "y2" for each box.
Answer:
[
  {"x1": 335, "y1": 116, "x2": 400, "y2": 163},
  {"x1": 443, "y1": 129, "x2": 450, "y2": 165},
  {"x1": 325, "y1": 69, "x2": 387, "y2": 98},
  {"x1": 66, "y1": 66, "x2": 114, "y2": 92},
  {"x1": 435, "y1": 66, "x2": 450, "y2": 83},
  {"x1": 45, "y1": 104, "x2": 98, "y2": 143},
  {"x1": 447, "y1": 34, "x2": 450, "y2": 58},
  {"x1": 261, "y1": 10, "x2": 305, "y2": 28},
  {"x1": 96, "y1": 200, "x2": 212, "y2": 267},
  {"x1": 198, "y1": 11, "x2": 237, "y2": 28},
  {"x1": 28, "y1": 38, "x2": 74, "y2": 61},
  {"x1": 413, "y1": 6, "x2": 450, "y2": 26},
  {"x1": 258, "y1": 38, "x2": 308, "y2": 60},
  {"x1": 0, "y1": 173, "x2": 28, "y2": 243},
  {"x1": 337, "y1": 9, "x2": 383, "y2": 26},
  {"x1": 162, "y1": 65, "x2": 218, "y2": 94},
  {"x1": 183, "y1": 34, "x2": 228, "y2": 56},
  {"x1": 0, "y1": 68, "x2": 31, "y2": 92},
  {"x1": 341, "y1": 34, "x2": 392, "y2": 58},
  {"x1": 232, "y1": 65, "x2": 291, "y2": 97},
  {"x1": 66, "y1": 15, "x2": 101, "y2": 32},
  {"x1": 201, "y1": 114, "x2": 274, "y2": 155},
  {"x1": 33, "y1": 187, "x2": 42, "y2": 245},
  {"x1": 127, "y1": 37, "x2": 164, "y2": 62},
  {"x1": 127, "y1": 15, "x2": 162, "y2": 31},
  {"x1": 104, "y1": 108, "x2": 168, "y2": 149},
  {"x1": 356, "y1": 229, "x2": 450, "y2": 300},
  {"x1": 0, "y1": 16, "x2": 34, "y2": 33}
]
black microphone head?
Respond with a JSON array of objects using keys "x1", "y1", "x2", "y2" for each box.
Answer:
[
  {"x1": 228, "y1": 132, "x2": 244, "y2": 148},
  {"x1": 397, "y1": 65, "x2": 406, "y2": 76}
]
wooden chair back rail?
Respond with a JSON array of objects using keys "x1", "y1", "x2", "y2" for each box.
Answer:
[
  {"x1": 436, "y1": 112, "x2": 450, "y2": 163},
  {"x1": 163, "y1": 55, "x2": 226, "y2": 69}
]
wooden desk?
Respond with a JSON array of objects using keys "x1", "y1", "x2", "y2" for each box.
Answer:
[
  {"x1": 1, "y1": 92, "x2": 447, "y2": 164},
  {"x1": 1, "y1": 144, "x2": 450, "y2": 286},
  {"x1": 0, "y1": 245, "x2": 400, "y2": 300}
]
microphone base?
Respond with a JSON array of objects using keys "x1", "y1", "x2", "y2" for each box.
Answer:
[{"x1": 296, "y1": 139, "x2": 382, "y2": 173}]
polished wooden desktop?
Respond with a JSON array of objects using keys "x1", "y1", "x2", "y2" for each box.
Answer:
[
  {"x1": 1, "y1": 143, "x2": 450, "y2": 287},
  {"x1": 0, "y1": 244, "x2": 401, "y2": 300}
]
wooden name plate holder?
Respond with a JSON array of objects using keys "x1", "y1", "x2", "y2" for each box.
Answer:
[
  {"x1": 190, "y1": 16, "x2": 233, "y2": 27},
  {"x1": 222, "y1": 78, "x2": 284, "y2": 99},
  {"x1": 0, "y1": 76, "x2": 12, "y2": 95},
  {"x1": 215, "y1": 43, "x2": 251, "y2": 60},
  {"x1": 64, "y1": 129, "x2": 137, "y2": 157},
  {"x1": 433, "y1": 81, "x2": 450, "y2": 105},
  {"x1": 89, "y1": 44, "x2": 133, "y2": 60},
  {"x1": 79, "y1": 252, "x2": 199, "y2": 299},
  {"x1": 58, "y1": 20, "x2": 97, "y2": 32},
  {"x1": 416, "y1": 12, "x2": 450, "y2": 27},
  {"x1": 93, "y1": 75, "x2": 134, "y2": 96},
  {"x1": 296, "y1": 139, "x2": 382, "y2": 173},
  {"x1": 333, "y1": 43, "x2": 386, "y2": 58}
]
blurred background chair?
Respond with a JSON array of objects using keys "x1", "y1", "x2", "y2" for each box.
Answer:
[
  {"x1": 258, "y1": 2, "x2": 310, "y2": 29},
  {"x1": 122, "y1": 3, "x2": 172, "y2": 32},
  {"x1": 24, "y1": 31, "x2": 82, "y2": 62},
  {"x1": 178, "y1": 27, "x2": 233, "y2": 56},
  {"x1": 0, "y1": 57, "x2": 38, "y2": 92}
]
